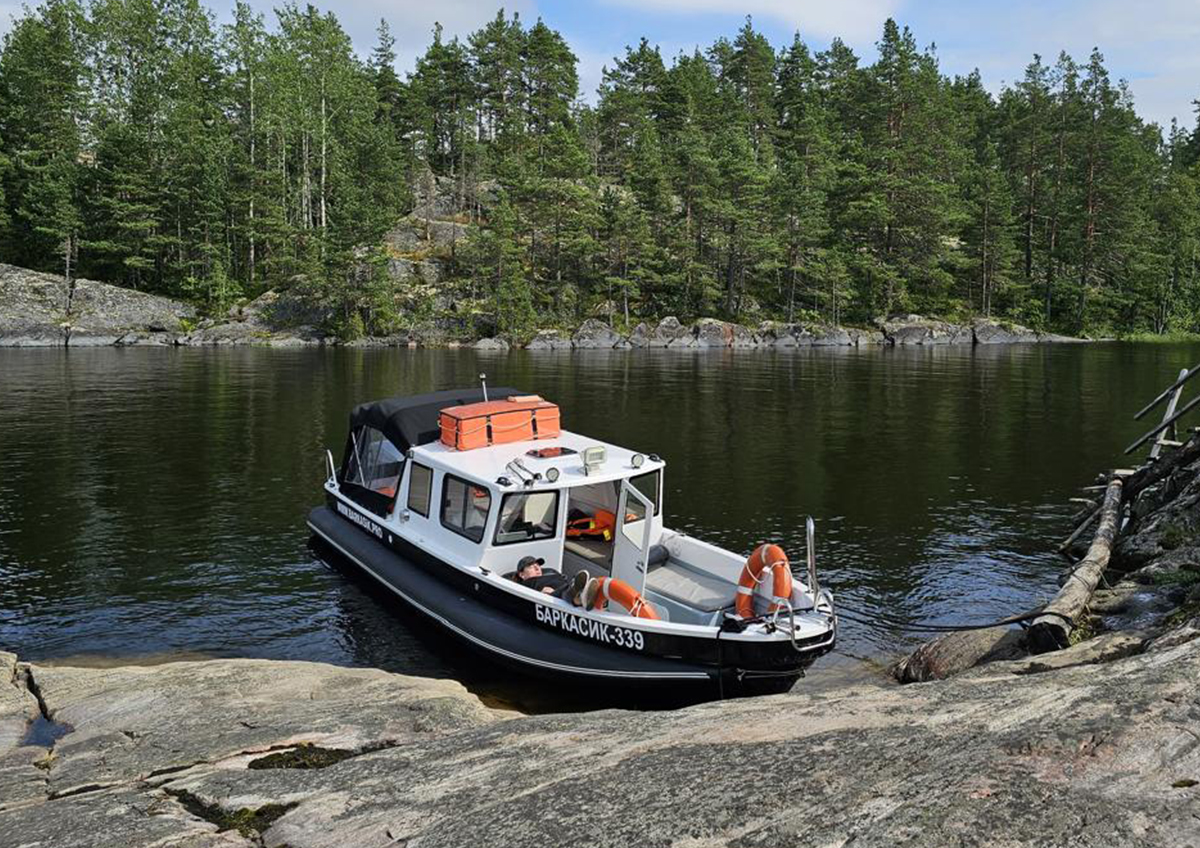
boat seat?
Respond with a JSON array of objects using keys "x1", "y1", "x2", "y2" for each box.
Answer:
[
  {"x1": 644, "y1": 559, "x2": 735, "y2": 613},
  {"x1": 563, "y1": 538, "x2": 612, "y2": 568}
]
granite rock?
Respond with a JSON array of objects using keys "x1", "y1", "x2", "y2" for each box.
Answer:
[
  {"x1": 572, "y1": 319, "x2": 622, "y2": 349},
  {"x1": 473, "y1": 337, "x2": 509, "y2": 351},
  {"x1": 4, "y1": 643, "x2": 1200, "y2": 847},
  {"x1": 881, "y1": 314, "x2": 973, "y2": 345},
  {"x1": 68, "y1": 279, "x2": 196, "y2": 345},
  {"x1": 525, "y1": 330, "x2": 572, "y2": 351},
  {"x1": 648, "y1": 316, "x2": 689, "y2": 348},
  {"x1": 972, "y1": 319, "x2": 1042, "y2": 344}
]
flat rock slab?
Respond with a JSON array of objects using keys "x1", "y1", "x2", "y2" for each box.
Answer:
[
  {"x1": 963, "y1": 630, "x2": 1152, "y2": 677},
  {"x1": 68, "y1": 279, "x2": 195, "y2": 344},
  {"x1": 3, "y1": 643, "x2": 1197, "y2": 847},
  {"x1": 0, "y1": 653, "x2": 47, "y2": 812},
  {"x1": 169, "y1": 640, "x2": 1200, "y2": 848},
  {"x1": 0, "y1": 653, "x2": 39, "y2": 750},
  {"x1": 21, "y1": 658, "x2": 495, "y2": 800},
  {"x1": 0, "y1": 784, "x2": 256, "y2": 848}
]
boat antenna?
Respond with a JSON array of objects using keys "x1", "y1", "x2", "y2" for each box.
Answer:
[{"x1": 479, "y1": 372, "x2": 488, "y2": 402}]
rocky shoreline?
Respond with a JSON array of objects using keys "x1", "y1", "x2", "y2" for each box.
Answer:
[
  {"x1": 0, "y1": 262, "x2": 1082, "y2": 351},
  {"x1": 2, "y1": 458, "x2": 1199, "y2": 846},
  {"x1": 2, "y1": 633, "x2": 1199, "y2": 847},
  {"x1": 893, "y1": 432, "x2": 1200, "y2": 687}
]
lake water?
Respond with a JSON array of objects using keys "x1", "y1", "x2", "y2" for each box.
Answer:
[{"x1": 0, "y1": 344, "x2": 1186, "y2": 707}]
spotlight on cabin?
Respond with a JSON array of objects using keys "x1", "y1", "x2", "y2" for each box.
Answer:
[
  {"x1": 582, "y1": 445, "x2": 606, "y2": 476},
  {"x1": 631, "y1": 453, "x2": 645, "y2": 469},
  {"x1": 545, "y1": 467, "x2": 560, "y2": 483}
]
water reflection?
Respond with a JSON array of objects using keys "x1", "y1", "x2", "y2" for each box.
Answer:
[{"x1": 0, "y1": 344, "x2": 1192, "y2": 703}]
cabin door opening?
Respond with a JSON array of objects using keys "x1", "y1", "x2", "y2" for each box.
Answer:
[
  {"x1": 563, "y1": 481, "x2": 619, "y2": 575},
  {"x1": 611, "y1": 479, "x2": 654, "y2": 593}
]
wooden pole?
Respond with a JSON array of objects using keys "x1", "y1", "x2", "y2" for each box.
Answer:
[
  {"x1": 1134, "y1": 363, "x2": 1200, "y2": 420},
  {"x1": 1027, "y1": 478, "x2": 1123, "y2": 653},
  {"x1": 1150, "y1": 368, "x2": 1188, "y2": 460},
  {"x1": 1058, "y1": 505, "x2": 1100, "y2": 553},
  {"x1": 1124, "y1": 392, "x2": 1200, "y2": 455}
]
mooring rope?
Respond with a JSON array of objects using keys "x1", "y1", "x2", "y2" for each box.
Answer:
[{"x1": 830, "y1": 600, "x2": 1074, "y2": 633}]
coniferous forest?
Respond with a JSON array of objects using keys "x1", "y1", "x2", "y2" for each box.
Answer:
[{"x1": 3, "y1": 1, "x2": 1200, "y2": 340}]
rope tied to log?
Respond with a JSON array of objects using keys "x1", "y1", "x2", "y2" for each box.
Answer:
[{"x1": 834, "y1": 604, "x2": 1076, "y2": 633}]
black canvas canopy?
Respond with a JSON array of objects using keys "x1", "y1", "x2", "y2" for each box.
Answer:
[{"x1": 349, "y1": 387, "x2": 522, "y2": 454}]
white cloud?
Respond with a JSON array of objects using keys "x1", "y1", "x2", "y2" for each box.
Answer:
[
  {"x1": 208, "y1": 0, "x2": 535, "y2": 73},
  {"x1": 601, "y1": 0, "x2": 901, "y2": 43},
  {"x1": 900, "y1": 0, "x2": 1200, "y2": 129},
  {"x1": 0, "y1": 3, "x2": 24, "y2": 37}
]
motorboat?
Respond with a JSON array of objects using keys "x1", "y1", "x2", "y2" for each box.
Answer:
[{"x1": 307, "y1": 385, "x2": 836, "y2": 697}]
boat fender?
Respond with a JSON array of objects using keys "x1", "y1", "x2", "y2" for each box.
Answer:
[
  {"x1": 736, "y1": 544, "x2": 793, "y2": 618},
  {"x1": 589, "y1": 577, "x2": 660, "y2": 620}
]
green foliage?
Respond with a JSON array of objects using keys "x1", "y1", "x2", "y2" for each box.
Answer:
[
  {"x1": 1150, "y1": 568, "x2": 1200, "y2": 586},
  {"x1": 0, "y1": 6, "x2": 1197, "y2": 339}
]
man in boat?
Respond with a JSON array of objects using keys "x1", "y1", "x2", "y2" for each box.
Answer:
[{"x1": 513, "y1": 556, "x2": 599, "y2": 607}]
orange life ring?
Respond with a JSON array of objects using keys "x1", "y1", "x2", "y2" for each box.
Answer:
[
  {"x1": 589, "y1": 577, "x2": 660, "y2": 620},
  {"x1": 736, "y1": 543, "x2": 793, "y2": 618}
]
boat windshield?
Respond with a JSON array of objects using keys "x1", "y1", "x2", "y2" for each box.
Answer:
[
  {"x1": 494, "y1": 491, "x2": 559, "y2": 545},
  {"x1": 341, "y1": 426, "x2": 405, "y2": 515}
]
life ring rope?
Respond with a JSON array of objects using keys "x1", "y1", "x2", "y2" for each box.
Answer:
[{"x1": 736, "y1": 543, "x2": 794, "y2": 618}]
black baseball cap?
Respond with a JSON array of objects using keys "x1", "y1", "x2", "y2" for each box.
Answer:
[{"x1": 517, "y1": 556, "x2": 545, "y2": 571}]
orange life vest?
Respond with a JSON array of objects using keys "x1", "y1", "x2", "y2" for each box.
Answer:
[{"x1": 566, "y1": 508, "x2": 616, "y2": 541}]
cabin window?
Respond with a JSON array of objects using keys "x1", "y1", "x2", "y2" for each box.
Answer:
[
  {"x1": 344, "y1": 427, "x2": 404, "y2": 496},
  {"x1": 494, "y1": 492, "x2": 559, "y2": 545},
  {"x1": 630, "y1": 470, "x2": 660, "y2": 516},
  {"x1": 407, "y1": 463, "x2": 433, "y2": 517},
  {"x1": 440, "y1": 474, "x2": 491, "y2": 543},
  {"x1": 341, "y1": 426, "x2": 405, "y2": 516},
  {"x1": 621, "y1": 496, "x2": 648, "y2": 546}
]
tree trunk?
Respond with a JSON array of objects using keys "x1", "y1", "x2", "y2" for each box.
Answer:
[
  {"x1": 320, "y1": 76, "x2": 328, "y2": 233},
  {"x1": 1024, "y1": 138, "x2": 1036, "y2": 281},
  {"x1": 1077, "y1": 147, "x2": 1097, "y2": 333},
  {"x1": 248, "y1": 65, "x2": 256, "y2": 286},
  {"x1": 1027, "y1": 477, "x2": 1123, "y2": 653}
]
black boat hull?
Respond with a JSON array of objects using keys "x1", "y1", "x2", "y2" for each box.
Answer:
[{"x1": 307, "y1": 505, "x2": 833, "y2": 697}]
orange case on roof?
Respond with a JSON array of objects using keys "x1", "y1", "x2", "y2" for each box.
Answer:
[{"x1": 439, "y1": 396, "x2": 561, "y2": 450}]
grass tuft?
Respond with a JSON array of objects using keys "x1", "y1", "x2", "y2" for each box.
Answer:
[{"x1": 248, "y1": 743, "x2": 357, "y2": 771}]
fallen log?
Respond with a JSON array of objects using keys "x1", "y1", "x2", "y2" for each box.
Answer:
[
  {"x1": 1027, "y1": 477, "x2": 1124, "y2": 653},
  {"x1": 1123, "y1": 431, "x2": 1200, "y2": 500},
  {"x1": 891, "y1": 626, "x2": 1024, "y2": 683}
]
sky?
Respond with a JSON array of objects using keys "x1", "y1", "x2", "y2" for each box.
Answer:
[{"x1": 2, "y1": 0, "x2": 1198, "y2": 132}]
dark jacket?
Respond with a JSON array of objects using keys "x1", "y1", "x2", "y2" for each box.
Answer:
[{"x1": 515, "y1": 569, "x2": 570, "y2": 594}]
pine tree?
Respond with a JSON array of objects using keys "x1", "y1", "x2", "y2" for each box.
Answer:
[
  {"x1": 774, "y1": 33, "x2": 836, "y2": 321},
  {"x1": 469, "y1": 10, "x2": 525, "y2": 148},
  {"x1": 522, "y1": 19, "x2": 577, "y2": 163},
  {"x1": 723, "y1": 18, "x2": 777, "y2": 158},
  {"x1": 474, "y1": 194, "x2": 535, "y2": 338},
  {"x1": 0, "y1": 0, "x2": 86, "y2": 279},
  {"x1": 597, "y1": 38, "x2": 666, "y2": 179},
  {"x1": 223, "y1": 1, "x2": 271, "y2": 291}
]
